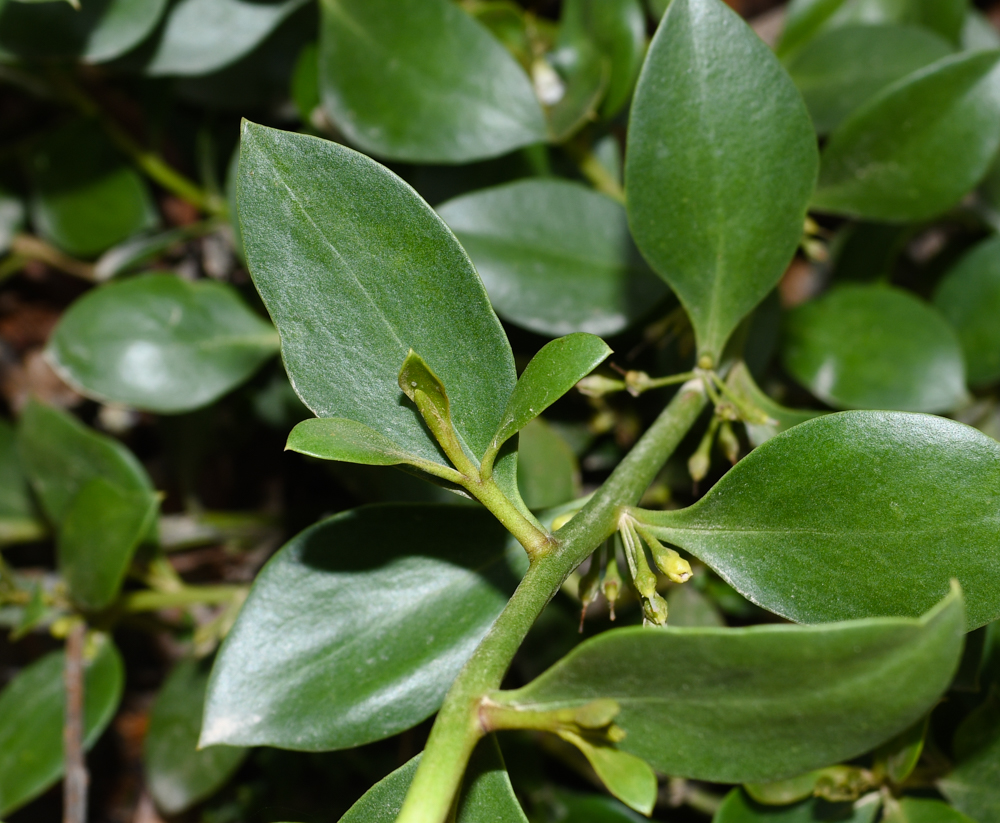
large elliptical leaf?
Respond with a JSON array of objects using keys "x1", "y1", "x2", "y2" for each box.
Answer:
[
  {"x1": 636, "y1": 411, "x2": 1000, "y2": 629},
  {"x1": 317, "y1": 0, "x2": 546, "y2": 164},
  {"x1": 201, "y1": 505, "x2": 516, "y2": 751},
  {"x1": 625, "y1": 0, "x2": 817, "y2": 363},
  {"x1": 496, "y1": 588, "x2": 963, "y2": 783},
  {"x1": 813, "y1": 50, "x2": 1000, "y2": 222},
  {"x1": 237, "y1": 123, "x2": 521, "y2": 503}
]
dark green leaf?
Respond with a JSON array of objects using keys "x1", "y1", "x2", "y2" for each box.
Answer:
[
  {"x1": 238, "y1": 123, "x2": 521, "y2": 502},
  {"x1": 0, "y1": 420, "x2": 44, "y2": 545},
  {"x1": 786, "y1": 24, "x2": 952, "y2": 134},
  {"x1": 726, "y1": 362, "x2": 822, "y2": 447},
  {"x1": 47, "y1": 274, "x2": 279, "y2": 413},
  {"x1": 883, "y1": 797, "x2": 975, "y2": 823},
  {"x1": 875, "y1": 718, "x2": 926, "y2": 785},
  {"x1": 551, "y1": 792, "x2": 645, "y2": 823},
  {"x1": 30, "y1": 121, "x2": 157, "y2": 258},
  {"x1": 498, "y1": 588, "x2": 963, "y2": 783},
  {"x1": 518, "y1": 419, "x2": 580, "y2": 511},
  {"x1": 317, "y1": 0, "x2": 546, "y2": 163},
  {"x1": 813, "y1": 50, "x2": 1000, "y2": 222},
  {"x1": 286, "y1": 418, "x2": 438, "y2": 470},
  {"x1": 437, "y1": 179, "x2": 667, "y2": 337},
  {"x1": 666, "y1": 582, "x2": 725, "y2": 628},
  {"x1": 0, "y1": 0, "x2": 166, "y2": 62},
  {"x1": 934, "y1": 236, "x2": 1000, "y2": 387},
  {"x1": 339, "y1": 737, "x2": 527, "y2": 823},
  {"x1": 625, "y1": 0, "x2": 817, "y2": 362},
  {"x1": 939, "y1": 692, "x2": 1000, "y2": 820},
  {"x1": 144, "y1": 0, "x2": 308, "y2": 76},
  {"x1": 291, "y1": 42, "x2": 320, "y2": 122},
  {"x1": 145, "y1": 658, "x2": 248, "y2": 815},
  {"x1": 638, "y1": 411, "x2": 1000, "y2": 628},
  {"x1": 713, "y1": 789, "x2": 881, "y2": 823},
  {"x1": 0, "y1": 635, "x2": 124, "y2": 817},
  {"x1": 783, "y1": 285, "x2": 967, "y2": 413},
  {"x1": 201, "y1": 505, "x2": 516, "y2": 750},
  {"x1": 542, "y1": 46, "x2": 609, "y2": 144}
]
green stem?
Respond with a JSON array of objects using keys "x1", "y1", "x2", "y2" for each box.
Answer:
[
  {"x1": 395, "y1": 382, "x2": 708, "y2": 823},
  {"x1": 565, "y1": 140, "x2": 626, "y2": 205},
  {"x1": 121, "y1": 585, "x2": 245, "y2": 612}
]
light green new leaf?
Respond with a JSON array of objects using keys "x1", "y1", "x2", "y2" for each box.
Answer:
[
  {"x1": 713, "y1": 789, "x2": 881, "y2": 823},
  {"x1": 939, "y1": 693, "x2": 1000, "y2": 820},
  {"x1": 318, "y1": 0, "x2": 546, "y2": 163},
  {"x1": 438, "y1": 180, "x2": 667, "y2": 338},
  {"x1": 934, "y1": 236, "x2": 1000, "y2": 387},
  {"x1": 201, "y1": 505, "x2": 516, "y2": 751},
  {"x1": 339, "y1": 737, "x2": 527, "y2": 823},
  {"x1": 813, "y1": 50, "x2": 1000, "y2": 222},
  {"x1": 558, "y1": 731, "x2": 657, "y2": 815},
  {"x1": 497, "y1": 588, "x2": 963, "y2": 783},
  {"x1": 883, "y1": 798, "x2": 976, "y2": 823},
  {"x1": 783, "y1": 285, "x2": 967, "y2": 413},
  {"x1": 0, "y1": 420, "x2": 44, "y2": 545},
  {"x1": 237, "y1": 123, "x2": 523, "y2": 504},
  {"x1": 144, "y1": 0, "x2": 308, "y2": 76},
  {"x1": 786, "y1": 24, "x2": 952, "y2": 134},
  {"x1": 146, "y1": 659, "x2": 248, "y2": 815},
  {"x1": 30, "y1": 121, "x2": 157, "y2": 258},
  {"x1": 637, "y1": 411, "x2": 1000, "y2": 628},
  {"x1": 517, "y1": 419, "x2": 580, "y2": 511},
  {"x1": 0, "y1": 0, "x2": 166, "y2": 62},
  {"x1": 47, "y1": 274, "x2": 279, "y2": 414},
  {"x1": 625, "y1": 0, "x2": 818, "y2": 362},
  {"x1": 0, "y1": 635, "x2": 123, "y2": 817}
]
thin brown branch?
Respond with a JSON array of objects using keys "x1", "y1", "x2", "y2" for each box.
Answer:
[{"x1": 63, "y1": 621, "x2": 88, "y2": 823}]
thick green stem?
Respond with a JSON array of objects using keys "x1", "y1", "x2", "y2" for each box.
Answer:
[{"x1": 395, "y1": 382, "x2": 708, "y2": 823}]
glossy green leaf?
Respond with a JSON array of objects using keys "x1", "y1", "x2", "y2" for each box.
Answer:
[
  {"x1": 144, "y1": 0, "x2": 308, "y2": 76},
  {"x1": 30, "y1": 121, "x2": 157, "y2": 258},
  {"x1": 437, "y1": 180, "x2": 667, "y2": 338},
  {"x1": 786, "y1": 24, "x2": 952, "y2": 134},
  {"x1": 625, "y1": 0, "x2": 818, "y2": 362},
  {"x1": 0, "y1": 635, "x2": 124, "y2": 817},
  {"x1": 713, "y1": 789, "x2": 881, "y2": 823},
  {"x1": 883, "y1": 798, "x2": 975, "y2": 823},
  {"x1": 145, "y1": 658, "x2": 248, "y2": 815},
  {"x1": 558, "y1": 731, "x2": 656, "y2": 815},
  {"x1": 637, "y1": 411, "x2": 1000, "y2": 628},
  {"x1": 47, "y1": 274, "x2": 279, "y2": 413},
  {"x1": 813, "y1": 50, "x2": 1000, "y2": 222},
  {"x1": 0, "y1": 0, "x2": 166, "y2": 62},
  {"x1": 0, "y1": 190, "x2": 23, "y2": 256},
  {"x1": 340, "y1": 737, "x2": 527, "y2": 823},
  {"x1": 876, "y1": 718, "x2": 926, "y2": 785},
  {"x1": 726, "y1": 362, "x2": 822, "y2": 447},
  {"x1": 58, "y1": 477, "x2": 158, "y2": 610},
  {"x1": 518, "y1": 419, "x2": 580, "y2": 511},
  {"x1": 318, "y1": 0, "x2": 545, "y2": 163},
  {"x1": 783, "y1": 285, "x2": 967, "y2": 413},
  {"x1": 0, "y1": 420, "x2": 44, "y2": 545},
  {"x1": 238, "y1": 123, "x2": 522, "y2": 504},
  {"x1": 498, "y1": 588, "x2": 963, "y2": 783},
  {"x1": 934, "y1": 236, "x2": 1000, "y2": 387},
  {"x1": 552, "y1": 792, "x2": 645, "y2": 823},
  {"x1": 201, "y1": 505, "x2": 515, "y2": 750},
  {"x1": 939, "y1": 692, "x2": 1000, "y2": 820},
  {"x1": 286, "y1": 418, "x2": 434, "y2": 469}
]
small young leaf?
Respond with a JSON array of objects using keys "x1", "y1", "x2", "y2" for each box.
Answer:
[
  {"x1": 339, "y1": 737, "x2": 527, "y2": 823},
  {"x1": 744, "y1": 772, "x2": 824, "y2": 806},
  {"x1": 625, "y1": 0, "x2": 818, "y2": 362},
  {"x1": 145, "y1": 658, "x2": 249, "y2": 815},
  {"x1": 557, "y1": 731, "x2": 657, "y2": 815},
  {"x1": 875, "y1": 717, "x2": 927, "y2": 785},
  {"x1": 636, "y1": 412, "x2": 1000, "y2": 628},
  {"x1": 201, "y1": 505, "x2": 516, "y2": 751},
  {"x1": 47, "y1": 274, "x2": 279, "y2": 414},
  {"x1": 813, "y1": 50, "x2": 1000, "y2": 222},
  {"x1": 782, "y1": 285, "x2": 967, "y2": 413},
  {"x1": 0, "y1": 635, "x2": 124, "y2": 817},
  {"x1": 882, "y1": 797, "x2": 976, "y2": 823},
  {"x1": 437, "y1": 180, "x2": 666, "y2": 338},
  {"x1": 714, "y1": 789, "x2": 881, "y2": 823},
  {"x1": 497, "y1": 588, "x2": 963, "y2": 783},
  {"x1": 317, "y1": 0, "x2": 546, "y2": 163},
  {"x1": 939, "y1": 693, "x2": 1000, "y2": 820}
]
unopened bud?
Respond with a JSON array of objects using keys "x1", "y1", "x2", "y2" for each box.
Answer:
[
  {"x1": 624, "y1": 370, "x2": 652, "y2": 397},
  {"x1": 642, "y1": 591, "x2": 668, "y2": 626},
  {"x1": 573, "y1": 699, "x2": 620, "y2": 729},
  {"x1": 718, "y1": 420, "x2": 740, "y2": 465},
  {"x1": 688, "y1": 450, "x2": 710, "y2": 483},
  {"x1": 577, "y1": 375, "x2": 626, "y2": 398},
  {"x1": 653, "y1": 546, "x2": 692, "y2": 584},
  {"x1": 602, "y1": 555, "x2": 622, "y2": 621}
]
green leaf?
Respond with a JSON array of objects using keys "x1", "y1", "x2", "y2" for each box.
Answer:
[
  {"x1": 0, "y1": 420, "x2": 44, "y2": 545},
  {"x1": 58, "y1": 477, "x2": 159, "y2": 610},
  {"x1": 552, "y1": 792, "x2": 646, "y2": 823},
  {"x1": 813, "y1": 50, "x2": 1000, "y2": 222},
  {"x1": 145, "y1": 658, "x2": 248, "y2": 815},
  {"x1": 0, "y1": 635, "x2": 124, "y2": 817},
  {"x1": 286, "y1": 418, "x2": 446, "y2": 472},
  {"x1": 0, "y1": 0, "x2": 166, "y2": 62},
  {"x1": 557, "y1": 731, "x2": 657, "y2": 815},
  {"x1": 962, "y1": 9, "x2": 1000, "y2": 51},
  {"x1": 542, "y1": 47, "x2": 609, "y2": 144},
  {"x1": 201, "y1": 504, "x2": 516, "y2": 750},
  {"x1": 18, "y1": 399, "x2": 154, "y2": 526},
  {"x1": 786, "y1": 24, "x2": 953, "y2": 134},
  {"x1": 29, "y1": 121, "x2": 157, "y2": 258},
  {"x1": 317, "y1": 0, "x2": 546, "y2": 163},
  {"x1": 713, "y1": 789, "x2": 881, "y2": 823},
  {"x1": 666, "y1": 582, "x2": 725, "y2": 628},
  {"x1": 497, "y1": 587, "x2": 964, "y2": 784},
  {"x1": 636, "y1": 411, "x2": 1000, "y2": 628},
  {"x1": 782, "y1": 285, "x2": 968, "y2": 413},
  {"x1": 144, "y1": 0, "x2": 308, "y2": 76},
  {"x1": 237, "y1": 123, "x2": 522, "y2": 502},
  {"x1": 726, "y1": 362, "x2": 822, "y2": 447},
  {"x1": 934, "y1": 236, "x2": 1000, "y2": 387},
  {"x1": 517, "y1": 419, "x2": 580, "y2": 511},
  {"x1": 883, "y1": 797, "x2": 976, "y2": 823},
  {"x1": 291, "y1": 41, "x2": 320, "y2": 122},
  {"x1": 46, "y1": 274, "x2": 279, "y2": 413},
  {"x1": 939, "y1": 692, "x2": 1000, "y2": 821},
  {"x1": 875, "y1": 717, "x2": 926, "y2": 785},
  {"x1": 744, "y1": 773, "x2": 824, "y2": 806},
  {"x1": 437, "y1": 179, "x2": 666, "y2": 338},
  {"x1": 340, "y1": 736, "x2": 527, "y2": 823},
  {"x1": 625, "y1": 0, "x2": 818, "y2": 362}
]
